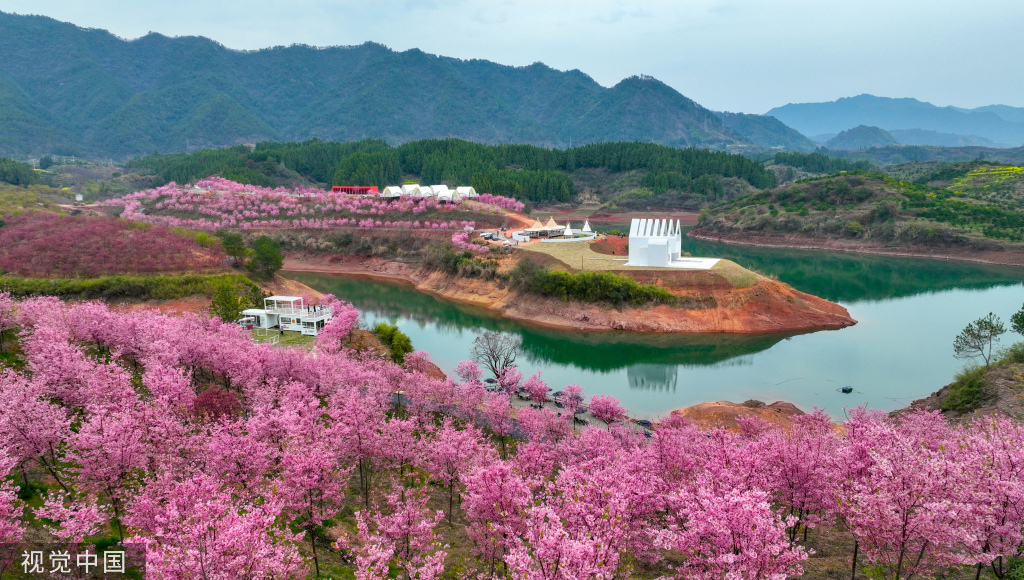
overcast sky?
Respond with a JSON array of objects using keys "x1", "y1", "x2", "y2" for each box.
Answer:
[{"x1": 2, "y1": 0, "x2": 1022, "y2": 113}]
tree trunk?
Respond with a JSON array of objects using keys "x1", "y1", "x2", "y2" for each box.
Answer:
[
  {"x1": 850, "y1": 540, "x2": 858, "y2": 580},
  {"x1": 310, "y1": 525, "x2": 321, "y2": 579},
  {"x1": 993, "y1": 555, "x2": 1005, "y2": 579}
]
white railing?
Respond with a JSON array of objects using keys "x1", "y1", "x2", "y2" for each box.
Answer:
[
  {"x1": 264, "y1": 305, "x2": 305, "y2": 316},
  {"x1": 265, "y1": 305, "x2": 334, "y2": 319}
]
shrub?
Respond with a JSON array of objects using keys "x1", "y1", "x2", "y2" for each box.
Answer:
[
  {"x1": 246, "y1": 236, "x2": 283, "y2": 279},
  {"x1": 941, "y1": 364, "x2": 989, "y2": 413},
  {"x1": 508, "y1": 259, "x2": 679, "y2": 307},
  {"x1": 209, "y1": 278, "x2": 256, "y2": 322},
  {"x1": 996, "y1": 342, "x2": 1024, "y2": 365},
  {"x1": 844, "y1": 220, "x2": 864, "y2": 237},
  {"x1": 373, "y1": 322, "x2": 414, "y2": 364},
  {"x1": 0, "y1": 273, "x2": 257, "y2": 300}
]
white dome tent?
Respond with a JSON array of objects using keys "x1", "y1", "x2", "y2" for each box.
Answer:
[{"x1": 402, "y1": 184, "x2": 432, "y2": 197}]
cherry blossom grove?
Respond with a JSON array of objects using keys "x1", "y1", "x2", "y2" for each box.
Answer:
[
  {"x1": 108, "y1": 177, "x2": 524, "y2": 232},
  {"x1": 0, "y1": 293, "x2": 1023, "y2": 579}
]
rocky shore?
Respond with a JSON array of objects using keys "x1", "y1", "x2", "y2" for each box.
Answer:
[{"x1": 281, "y1": 254, "x2": 857, "y2": 335}]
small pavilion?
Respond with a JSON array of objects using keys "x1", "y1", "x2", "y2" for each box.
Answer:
[{"x1": 522, "y1": 217, "x2": 566, "y2": 238}]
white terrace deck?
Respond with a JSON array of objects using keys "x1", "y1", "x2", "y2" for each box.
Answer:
[{"x1": 263, "y1": 296, "x2": 335, "y2": 336}]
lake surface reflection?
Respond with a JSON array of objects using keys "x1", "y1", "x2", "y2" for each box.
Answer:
[{"x1": 286, "y1": 236, "x2": 1023, "y2": 419}]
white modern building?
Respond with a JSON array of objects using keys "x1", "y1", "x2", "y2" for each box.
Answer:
[
  {"x1": 240, "y1": 296, "x2": 335, "y2": 336},
  {"x1": 626, "y1": 218, "x2": 721, "y2": 269},
  {"x1": 627, "y1": 219, "x2": 683, "y2": 267}
]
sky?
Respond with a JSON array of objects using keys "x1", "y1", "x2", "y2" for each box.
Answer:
[{"x1": 1, "y1": 0, "x2": 1022, "y2": 113}]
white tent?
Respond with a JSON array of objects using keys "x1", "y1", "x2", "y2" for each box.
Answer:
[
  {"x1": 522, "y1": 217, "x2": 565, "y2": 238},
  {"x1": 581, "y1": 220, "x2": 593, "y2": 233},
  {"x1": 402, "y1": 184, "x2": 427, "y2": 196},
  {"x1": 455, "y1": 186, "x2": 478, "y2": 198},
  {"x1": 381, "y1": 186, "x2": 403, "y2": 198},
  {"x1": 430, "y1": 185, "x2": 450, "y2": 195},
  {"x1": 564, "y1": 221, "x2": 574, "y2": 236}
]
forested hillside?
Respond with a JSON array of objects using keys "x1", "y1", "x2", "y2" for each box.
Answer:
[
  {"x1": 694, "y1": 161, "x2": 1024, "y2": 249},
  {"x1": 126, "y1": 139, "x2": 777, "y2": 203},
  {"x1": 0, "y1": 156, "x2": 40, "y2": 185},
  {"x1": 826, "y1": 125, "x2": 899, "y2": 150},
  {"x1": 0, "y1": 12, "x2": 802, "y2": 158}
]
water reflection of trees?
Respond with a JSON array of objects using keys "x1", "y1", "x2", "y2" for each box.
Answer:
[
  {"x1": 287, "y1": 272, "x2": 799, "y2": 372},
  {"x1": 517, "y1": 330, "x2": 792, "y2": 372},
  {"x1": 682, "y1": 233, "x2": 1023, "y2": 303}
]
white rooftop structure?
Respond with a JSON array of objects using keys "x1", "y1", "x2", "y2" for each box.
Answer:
[
  {"x1": 381, "y1": 186, "x2": 403, "y2": 199},
  {"x1": 429, "y1": 185, "x2": 450, "y2": 195},
  {"x1": 626, "y1": 218, "x2": 720, "y2": 269},
  {"x1": 456, "y1": 186, "x2": 478, "y2": 198}
]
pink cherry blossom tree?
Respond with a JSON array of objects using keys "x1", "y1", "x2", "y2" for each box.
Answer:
[{"x1": 588, "y1": 395, "x2": 626, "y2": 426}]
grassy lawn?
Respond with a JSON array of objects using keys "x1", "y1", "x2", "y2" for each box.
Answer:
[
  {"x1": 518, "y1": 240, "x2": 761, "y2": 288},
  {"x1": 251, "y1": 329, "x2": 317, "y2": 349},
  {"x1": 710, "y1": 260, "x2": 763, "y2": 288}
]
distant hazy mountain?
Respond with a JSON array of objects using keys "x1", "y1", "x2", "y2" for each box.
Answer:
[
  {"x1": 826, "y1": 126, "x2": 898, "y2": 150},
  {"x1": 767, "y1": 94, "x2": 1024, "y2": 148},
  {"x1": 952, "y1": 104, "x2": 1024, "y2": 125},
  {"x1": 715, "y1": 112, "x2": 817, "y2": 152},
  {"x1": 0, "y1": 11, "x2": 807, "y2": 159}
]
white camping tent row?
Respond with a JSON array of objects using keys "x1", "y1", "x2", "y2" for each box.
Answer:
[{"x1": 380, "y1": 184, "x2": 479, "y2": 201}]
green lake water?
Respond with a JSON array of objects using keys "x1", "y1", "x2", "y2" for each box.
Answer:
[{"x1": 286, "y1": 235, "x2": 1024, "y2": 419}]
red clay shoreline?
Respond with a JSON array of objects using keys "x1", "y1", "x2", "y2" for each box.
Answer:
[{"x1": 281, "y1": 255, "x2": 856, "y2": 335}]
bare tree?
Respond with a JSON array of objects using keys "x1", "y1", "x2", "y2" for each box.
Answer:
[
  {"x1": 953, "y1": 312, "x2": 1005, "y2": 368},
  {"x1": 471, "y1": 332, "x2": 522, "y2": 378}
]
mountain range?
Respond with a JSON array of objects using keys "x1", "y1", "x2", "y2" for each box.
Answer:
[
  {"x1": 0, "y1": 11, "x2": 821, "y2": 159},
  {"x1": 768, "y1": 95, "x2": 1024, "y2": 148},
  {"x1": 4, "y1": 11, "x2": 1023, "y2": 160}
]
